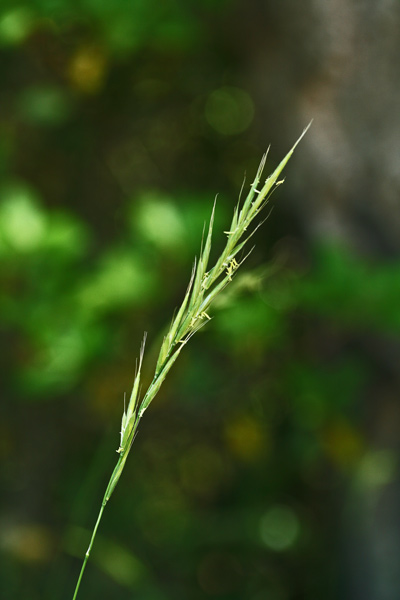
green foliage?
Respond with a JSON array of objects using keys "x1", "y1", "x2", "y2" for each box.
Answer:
[
  {"x1": 1, "y1": 173, "x2": 397, "y2": 593},
  {"x1": 0, "y1": 1, "x2": 220, "y2": 54},
  {"x1": 1, "y1": 164, "x2": 397, "y2": 597},
  {"x1": 297, "y1": 244, "x2": 400, "y2": 331}
]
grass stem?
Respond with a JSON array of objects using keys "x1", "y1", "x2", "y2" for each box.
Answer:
[
  {"x1": 70, "y1": 123, "x2": 311, "y2": 598},
  {"x1": 71, "y1": 503, "x2": 105, "y2": 600}
]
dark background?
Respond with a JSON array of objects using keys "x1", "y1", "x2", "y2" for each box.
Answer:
[{"x1": 1, "y1": 1, "x2": 400, "y2": 599}]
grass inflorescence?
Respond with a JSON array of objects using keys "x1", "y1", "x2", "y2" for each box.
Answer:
[{"x1": 71, "y1": 123, "x2": 311, "y2": 599}]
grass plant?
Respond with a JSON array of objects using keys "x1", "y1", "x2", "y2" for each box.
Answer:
[{"x1": 71, "y1": 124, "x2": 311, "y2": 599}]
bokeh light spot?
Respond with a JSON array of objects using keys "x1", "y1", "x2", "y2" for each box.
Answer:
[
  {"x1": 224, "y1": 414, "x2": 267, "y2": 461},
  {"x1": 205, "y1": 86, "x2": 254, "y2": 135},
  {"x1": 18, "y1": 86, "x2": 72, "y2": 126},
  {"x1": 134, "y1": 192, "x2": 186, "y2": 250},
  {"x1": 322, "y1": 420, "x2": 364, "y2": 468},
  {"x1": 0, "y1": 8, "x2": 33, "y2": 45},
  {"x1": 260, "y1": 505, "x2": 300, "y2": 551},
  {"x1": 78, "y1": 250, "x2": 154, "y2": 312},
  {"x1": 357, "y1": 450, "x2": 397, "y2": 489},
  {"x1": 67, "y1": 45, "x2": 107, "y2": 94},
  {"x1": 0, "y1": 185, "x2": 47, "y2": 251},
  {"x1": 1, "y1": 523, "x2": 53, "y2": 563}
]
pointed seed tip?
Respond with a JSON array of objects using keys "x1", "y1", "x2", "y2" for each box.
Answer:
[
  {"x1": 302, "y1": 120, "x2": 312, "y2": 135},
  {"x1": 290, "y1": 121, "x2": 312, "y2": 153}
]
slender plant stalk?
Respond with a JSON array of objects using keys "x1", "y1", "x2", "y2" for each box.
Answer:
[{"x1": 71, "y1": 123, "x2": 311, "y2": 599}]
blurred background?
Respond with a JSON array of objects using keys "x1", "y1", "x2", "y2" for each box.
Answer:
[{"x1": 1, "y1": 1, "x2": 400, "y2": 599}]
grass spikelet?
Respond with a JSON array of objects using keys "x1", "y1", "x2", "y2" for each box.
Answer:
[
  {"x1": 71, "y1": 125, "x2": 311, "y2": 599},
  {"x1": 118, "y1": 333, "x2": 147, "y2": 453}
]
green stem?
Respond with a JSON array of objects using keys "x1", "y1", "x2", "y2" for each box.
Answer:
[
  {"x1": 72, "y1": 501, "x2": 106, "y2": 600},
  {"x1": 72, "y1": 454, "x2": 125, "y2": 600}
]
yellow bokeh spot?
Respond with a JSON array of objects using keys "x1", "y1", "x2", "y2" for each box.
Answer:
[
  {"x1": 1, "y1": 524, "x2": 53, "y2": 563},
  {"x1": 67, "y1": 46, "x2": 107, "y2": 94},
  {"x1": 224, "y1": 415, "x2": 267, "y2": 461},
  {"x1": 322, "y1": 419, "x2": 365, "y2": 468}
]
